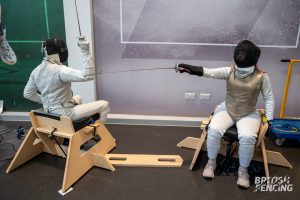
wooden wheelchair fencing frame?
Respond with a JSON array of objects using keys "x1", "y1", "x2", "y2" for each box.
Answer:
[
  {"x1": 177, "y1": 110, "x2": 293, "y2": 178},
  {"x1": 6, "y1": 111, "x2": 183, "y2": 194}
]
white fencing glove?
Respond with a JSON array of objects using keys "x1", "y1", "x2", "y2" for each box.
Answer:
[{"x1": 77, "y1": 36, "x2": 90, "y2": 51}]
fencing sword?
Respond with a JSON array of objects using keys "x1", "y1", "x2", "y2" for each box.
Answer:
[
  {"x1": 74, "y1": 0, "x2": 82, "y2": 36},
  {"x1": 87, "y1": 65, "x2": 180, "y2": 76},
  {"x1": 72, "y1": 2, "x2": 181, "y2": 76}
]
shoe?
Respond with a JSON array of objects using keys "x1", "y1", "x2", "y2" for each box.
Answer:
[
  {"x1": 0, "y1": 29, "x2": 17, "y2": 65},
  {"x1": 237, "y1": 166, "x2": 250, "y2": 189},
  {"x1": 202, "y1": 159, "x2": 217, "y2": 179}
]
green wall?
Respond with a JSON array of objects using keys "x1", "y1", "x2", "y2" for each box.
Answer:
[{"x1": 0, "y1": 0, "x2": 66, "y2": 111}]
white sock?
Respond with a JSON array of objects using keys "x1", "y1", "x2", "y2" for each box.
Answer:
[
  {"x1": 207, "y1": 132, "x2": 221, "y2": 160},
  {"x1": 238, "y1": 144, "x2": 255, "y2": 167}
]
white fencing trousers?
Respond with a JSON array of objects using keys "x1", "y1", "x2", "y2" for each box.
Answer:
[
  {"x1": 50, "y1": 95, "x2": 110, "y2": 123},
  {"x1": 207, "y1": 104, "x2": 261, "y2": 168}
]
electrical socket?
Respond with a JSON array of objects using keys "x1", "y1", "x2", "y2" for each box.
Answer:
[
  {"x1": 199, "y1": 93, "x2": 211, "y2": 100},
  {"x1": 184, "y1": 92, "x2": 196, "y2": 100}
]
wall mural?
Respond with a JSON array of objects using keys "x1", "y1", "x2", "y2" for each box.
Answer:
[
  {"x1": 0, "y1": 0, "x2": 66, "y2": 111},
  {"x1": 93, "y1": 0, "x2": 300, "y2": 117}
]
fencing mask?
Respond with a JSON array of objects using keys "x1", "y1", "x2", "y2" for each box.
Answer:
[
  {"x1": 234, "y1": 40, "x2": 261, "y2": 68},
  {"x1": 42, "y1": 38, "x2": 68, "y2": 63}
]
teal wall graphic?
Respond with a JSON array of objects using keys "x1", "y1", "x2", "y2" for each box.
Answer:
[{"x1": 0, "y1": 0, "x2": 66, "y2": 111}]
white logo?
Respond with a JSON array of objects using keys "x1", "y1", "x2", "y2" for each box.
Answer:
[{"x1": 254, "y1": 176, "x2": 293, "y2": 192}]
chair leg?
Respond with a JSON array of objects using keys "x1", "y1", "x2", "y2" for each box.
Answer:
[
  {"x1": 61, "y1": 123, "x2": 116, "y2": 193},
  {"x1": 261, "y1": 140, "x2": 270, "y2": 178},
  {"x1": 177, "y1": 137, "x2": 200, "y2": 150},
  {"x1": 189, "y1": 129, "x2": 207, "y2": 170},
  {"x1": 265, "y1": 150, "x2": 293, "y2": 169},
  {"x1": 253, "y1": 145, "x2": 292, "y2": 170},
  {"x1": 62, "y1": 132, "x2": 92, "y2": 192},
  {"x1": 6, "y1": 127, "x2": 44, "y2": 173}
]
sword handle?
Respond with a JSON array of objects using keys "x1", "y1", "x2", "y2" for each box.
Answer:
[{"x1": 174, "y1": 64, "x2": 179, "y2": 73}]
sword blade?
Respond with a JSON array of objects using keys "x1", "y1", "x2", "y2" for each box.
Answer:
[
  {"x1": 74, "y1": 0, "x2": 82, "y2": 36},
  {"x1": 90, "y1": 66, "x2": 177, "y2": 75}
]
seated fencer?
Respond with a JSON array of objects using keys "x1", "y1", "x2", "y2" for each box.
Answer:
[
  {"x1": 23, "y1": 37, "x2": 110, "y2": 123},
  {"x1": 177, "y1": 40, "x2": 274, "y2": 189}
]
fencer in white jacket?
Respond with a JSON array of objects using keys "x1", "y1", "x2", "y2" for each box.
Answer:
[{"x1": 24, "y1": 37, "x2": 110, "y2": 122}]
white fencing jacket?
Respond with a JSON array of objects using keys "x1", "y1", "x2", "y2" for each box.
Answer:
[{"x1": 24, "y1": 48, "x2": 94, "y2": 112}]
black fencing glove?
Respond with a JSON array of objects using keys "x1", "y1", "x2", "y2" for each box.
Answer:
[{"x1": 177, "y1": 63, "x2": 203, "y2": 76}]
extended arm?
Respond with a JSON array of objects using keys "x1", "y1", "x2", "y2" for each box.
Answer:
[{"x1": 177, "y1": 63, "x2": 231, "y2": 79}]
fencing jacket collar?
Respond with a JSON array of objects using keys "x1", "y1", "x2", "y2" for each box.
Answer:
[{"x1": 44, "y1": 54, "x2": 62, "y2": 65}]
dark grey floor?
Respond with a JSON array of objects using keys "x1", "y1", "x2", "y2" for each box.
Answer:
[{"x1": 0, "y1": 122, "x2": 299, "y2": 200}]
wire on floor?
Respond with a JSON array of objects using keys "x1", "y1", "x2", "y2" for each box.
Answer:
[{"x1": 0, "y1": 129, "x2": 17, "y2": 162}]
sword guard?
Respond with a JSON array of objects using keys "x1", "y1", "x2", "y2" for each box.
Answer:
[{"x1": 77, "y1": 36, "x2": 86, "y2": 40}]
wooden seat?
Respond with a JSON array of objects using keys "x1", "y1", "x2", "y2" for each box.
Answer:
[
  {"x1": 177, "y1": 110, "x2": 293, "y2": 177},
  {"x1": 6, "y1": 111, "x2": 117, "y2": 194},
  {"x1": 7, "y1": 111, "x2": 184, "y2": 195}
]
